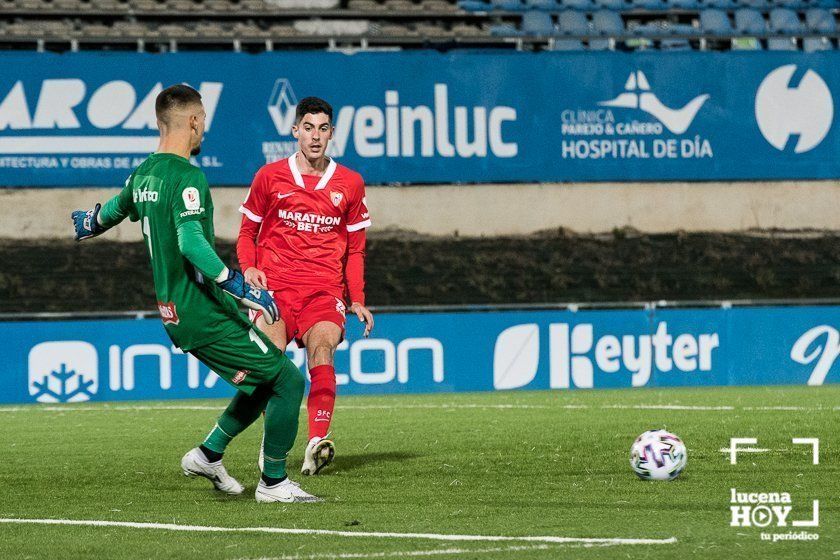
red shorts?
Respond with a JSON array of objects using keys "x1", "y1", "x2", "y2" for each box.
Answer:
[{"x1": 250, "y1": 287, "x2": 346, "y2": 347}]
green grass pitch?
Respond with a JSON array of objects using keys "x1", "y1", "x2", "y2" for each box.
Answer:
[{"x1": 0, "y1": 385, "x2": 836, "y2": 559}]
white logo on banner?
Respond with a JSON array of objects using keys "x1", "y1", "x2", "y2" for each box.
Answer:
[
  {"x1": 755, "y1": 65, "x2": 834, "y2": 154},
  {"x1": 790, "y1": 325, "x2": 839, "y2": 386},
  {"x1": 262, "y1": 78, "x2": 518, "y2": 163},
  {"x1": 599, "y1": 70, "x2": 710, "y2": 134},
  {"x1": 28, "y1": 341, "x2": 98, "y2": 403},
  {"x1": 0, "y1": 80, "x2": 222, "y2": 154},
  {"x1": 492, "y1": 323, "x2": 719, "y2": 390}
]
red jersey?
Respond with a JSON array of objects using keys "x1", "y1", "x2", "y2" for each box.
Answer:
[{"x1": 238, "y1": 154, "x2": 370, "y2": 295}]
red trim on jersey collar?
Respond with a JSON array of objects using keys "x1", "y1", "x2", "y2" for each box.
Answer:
[{"x1": 288, "y1": 152, "x2": 337, "y2": 191}]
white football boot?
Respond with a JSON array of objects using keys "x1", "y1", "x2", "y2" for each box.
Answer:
[
  {"x1": 255, "y1": 478, "x2": 322, "y2": 503},
  {"x1": 301, "y1": 436, "x2": 335, "y2": 476},
  {"x1": 181, "y1": 447, "x2": 244, "y2": 495}
]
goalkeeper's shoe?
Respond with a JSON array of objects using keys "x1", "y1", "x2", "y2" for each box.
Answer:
[
  {"x1": 255, "y1": 478, "x2": 322, "y2": 503},
  {"x1": 301, "y1": 437, "x2": 335, "y2": 476},
  {"x1": 180, "y1": 447, "x2": 244, "y2": 495}
]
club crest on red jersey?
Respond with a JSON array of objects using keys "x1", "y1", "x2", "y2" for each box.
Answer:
[
  {"x1": 232, "y1": 370, "x2": 249, "y2": 385},
  {"x1": 157, "y1": 301, "x2": 179, "y2": 325},
  {"x1": 330, "y1": 191, "x2": 343, "y2": 207}
]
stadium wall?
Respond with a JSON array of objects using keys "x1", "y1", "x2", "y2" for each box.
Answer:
[
  {"x1": 3, "y1": 180, "x2": 840, "y2": 239},
  {"x1": 7, "y1": 303, "x2": 839, "y2": 405}
]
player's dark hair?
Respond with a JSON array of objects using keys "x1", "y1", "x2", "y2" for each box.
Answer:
[
  {"x1": 296, "y1": 97, "x2": 333, "y2": 124},
  {"x1": 155, "y1": 84, "x2": 202, "y2": 125}
]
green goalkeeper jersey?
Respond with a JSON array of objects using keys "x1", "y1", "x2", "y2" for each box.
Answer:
[{"x1": 101, "y1": 153, "x2": 248, "y2": 351}]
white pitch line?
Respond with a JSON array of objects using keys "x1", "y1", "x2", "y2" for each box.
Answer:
[
  {"x1": 238, "y1": 543, "x2": 629, "y2": 560},
  {"x1": 0, "y1": 403, "x2": 835, "y2": 413},
  {"x1": 238, "y1": 545, "x2": 554, "y2": 560},
  {"x1": 0, "y1": 518, "x2": 676, "y2": 546}
]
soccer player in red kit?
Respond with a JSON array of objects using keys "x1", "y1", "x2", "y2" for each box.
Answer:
[{"x1": 237, "y1": 97, "x2": 373, "y2": 476}]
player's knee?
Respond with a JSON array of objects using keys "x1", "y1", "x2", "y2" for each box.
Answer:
[{"x1": 307, "y1": 344, "x2": 335, "y2": 367}]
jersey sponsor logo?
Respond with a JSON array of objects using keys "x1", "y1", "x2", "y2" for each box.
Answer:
[
  {"x1": 232, "y1": 370, "x2": 249, "y2": 385},
  {"x1": 278, "y1": 208, "x2": 341, "y2": 233},
  {"x1": 182, "y1": 187, "x2": 201, "y2": 210},
  {"x1": 0, "y1": 80, "x2": 222, "y2": 154},
  {"x1": 157, "y1": 301, "x2": 180, "y2": 326},
  {"x1": 179, "y1": 209, "x2": 205, "y2": 218},
  {"x1": 330, "y1": 191, "x2": 343, "y2": 207},
  {"x1": 133, "y1": 186, "x2": 158, "y2": 203}
]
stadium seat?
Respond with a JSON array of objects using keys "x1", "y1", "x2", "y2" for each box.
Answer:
[
  {"x1": 630, "y1": 0, "x2": 668, "y2": 10},
  {"x1": 593, "y1": 0, "x2": 627, "y2": 10},
  {"x1": 699, "y1": 8, "x2": 732, "y2": 34},
  {"x1": 557, "y1": 9, "x2": 589, "y2": 34},
  {"x1": 660, "y1": 37, "x2": 692, "y2": 49},
  {"x1": 423, "y1": 0, "x2": 457, "y2": 11},
  {"x1": 522, "y1": 10, "x2": 556, "y2": 34},
  {"x1": 774, "y1": 0, "x2": 806, "y2": 7},
  {"x1": 490, "y1": 0, "x2": 527, "y2": 9},
  {"x1": 769, "y1": 8, "x2": 805, "y2": 33},
  {"x1": 551, "y1": 38, "x2": 586, "y2": 48},
  {"x1": 559, "y1": 0, "x2": 595, "y2": 9},
  {"x1": 803, "y1": 9, "x2": 835, "y2": 51},
  {"x1": 526, "y1": 0, "x2": 561, "y2": 10},
  {"x1": 592, "y1": 9, "x2": 623, "y2": 33},
  {"x1": 488, "y1": 22, "x2": 524, "y2": 34},
  {"x1": 349, "y1": 0, "x2": 380, "y2": 9},
  {"x1": 734, "y1": 8, "x2": 766, "y2": 34},
  {"x1": 700, "y1": 0, "x2": 737, "y2": 8},
  {"x1": 457, "y1": 0, "x2": 492, "y2": 10},
  {"x1": 668, "y1": 0, "x2": 701, "y2": 9},
  {"x1": 738, "y1": 0, "x2": 771, "y2": 8}
]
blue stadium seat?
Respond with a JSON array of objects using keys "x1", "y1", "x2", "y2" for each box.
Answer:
[
  {"x1": 558, "y1": 0, "x2": 595, "y2": 9},
  {"x1": 551, "y1": 38, "x2": 586, "y2": 48},
  {"x1": 522, "y1": 10, "x2": 556, "y2": 33},
  {"x1": 490, "y1": 0, "x2": 527, "y2": 10},
  {"x1": 805, "y1": 8, "x2": 836, "y2": 32},
  {"x1": 769, "y1": 8, "x2": 805, "y2": 33},
  {"x1": 668, "y1": 0, "x2": 701, "y2": 9},
  {"x1": 699, "y1": 9, "x2": 733, "y2": 34},
  {"x1": 592, "y1": 0, "x2": 628, "y2": 11},
  {"x1": 489, "y1": 22, "x2": 525, "y2": 34},
  {"x1": 457, "y1": 0, "x2": 491, "y2": 10},
  {"x1": 660, "y1": 37, "x2": 692, "y2": 49},
  {"x1": 776, "y1": 0, "x2": 808, "y2": 8},
  {"x1": 630, "y1": 0, "x2": 668, "y2": 9},
  {"x1": 557, "y1": 9, "x2": 590, "y2": 33},
  {"x1": 734, "y1": 8, "x2": 766, "y2": 34},
  {"x1": 593, "y1": 9, "x2": 624, "y2": 33},
  {"x1": 801, "y1": 7, "x2": 834, "y2": 51},
  {"x1": 701, "y1": 0, "x2": 738, "y2": 9},
  {"x1": 740, "y1": 0, "x2": 773, "y2": 7},
  {"x1": 525, "y1": 0, "x2": 560, "y2": 9}
]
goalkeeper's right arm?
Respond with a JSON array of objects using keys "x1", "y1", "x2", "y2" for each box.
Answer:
[{"x1": 71, "y1": 182, "x2": 134, "y2": 241}]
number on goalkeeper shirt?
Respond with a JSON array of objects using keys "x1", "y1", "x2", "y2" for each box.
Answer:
[{"x1": 142, "y1": 216, "x2": 153, "y2": 260}]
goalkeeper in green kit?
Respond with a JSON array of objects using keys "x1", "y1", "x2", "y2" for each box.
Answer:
[{"x1": 71, "y1": 84, "x2": 319, "y2": 503}]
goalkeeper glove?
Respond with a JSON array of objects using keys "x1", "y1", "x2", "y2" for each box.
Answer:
[
  {"x1": 71, "y1": 203, "x2": 109, "y2": 241},
  {"x1": 217, "y1": 268, "x2": 279, "y2": 325}
]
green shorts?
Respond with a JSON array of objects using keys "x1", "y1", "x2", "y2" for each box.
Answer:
[{"x1": 189, "y1": 324, "x2": 295, "y2": 396}]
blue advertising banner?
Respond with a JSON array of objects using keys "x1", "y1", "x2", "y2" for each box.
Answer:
[
  {"x1": 2, "y1": 305, "x2": 838, "y2": 405},
  {"x1": 0, "y1": 51, "x2": 836, "y2": 186}
]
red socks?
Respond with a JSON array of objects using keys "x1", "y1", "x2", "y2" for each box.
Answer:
[{"x1": 307, "y1": 365, "x2": 336, "y2": 440}]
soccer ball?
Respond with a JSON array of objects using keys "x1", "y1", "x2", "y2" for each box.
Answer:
[{"x1": 629, "y1": 429, "x2": 687, "y2": 481}]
